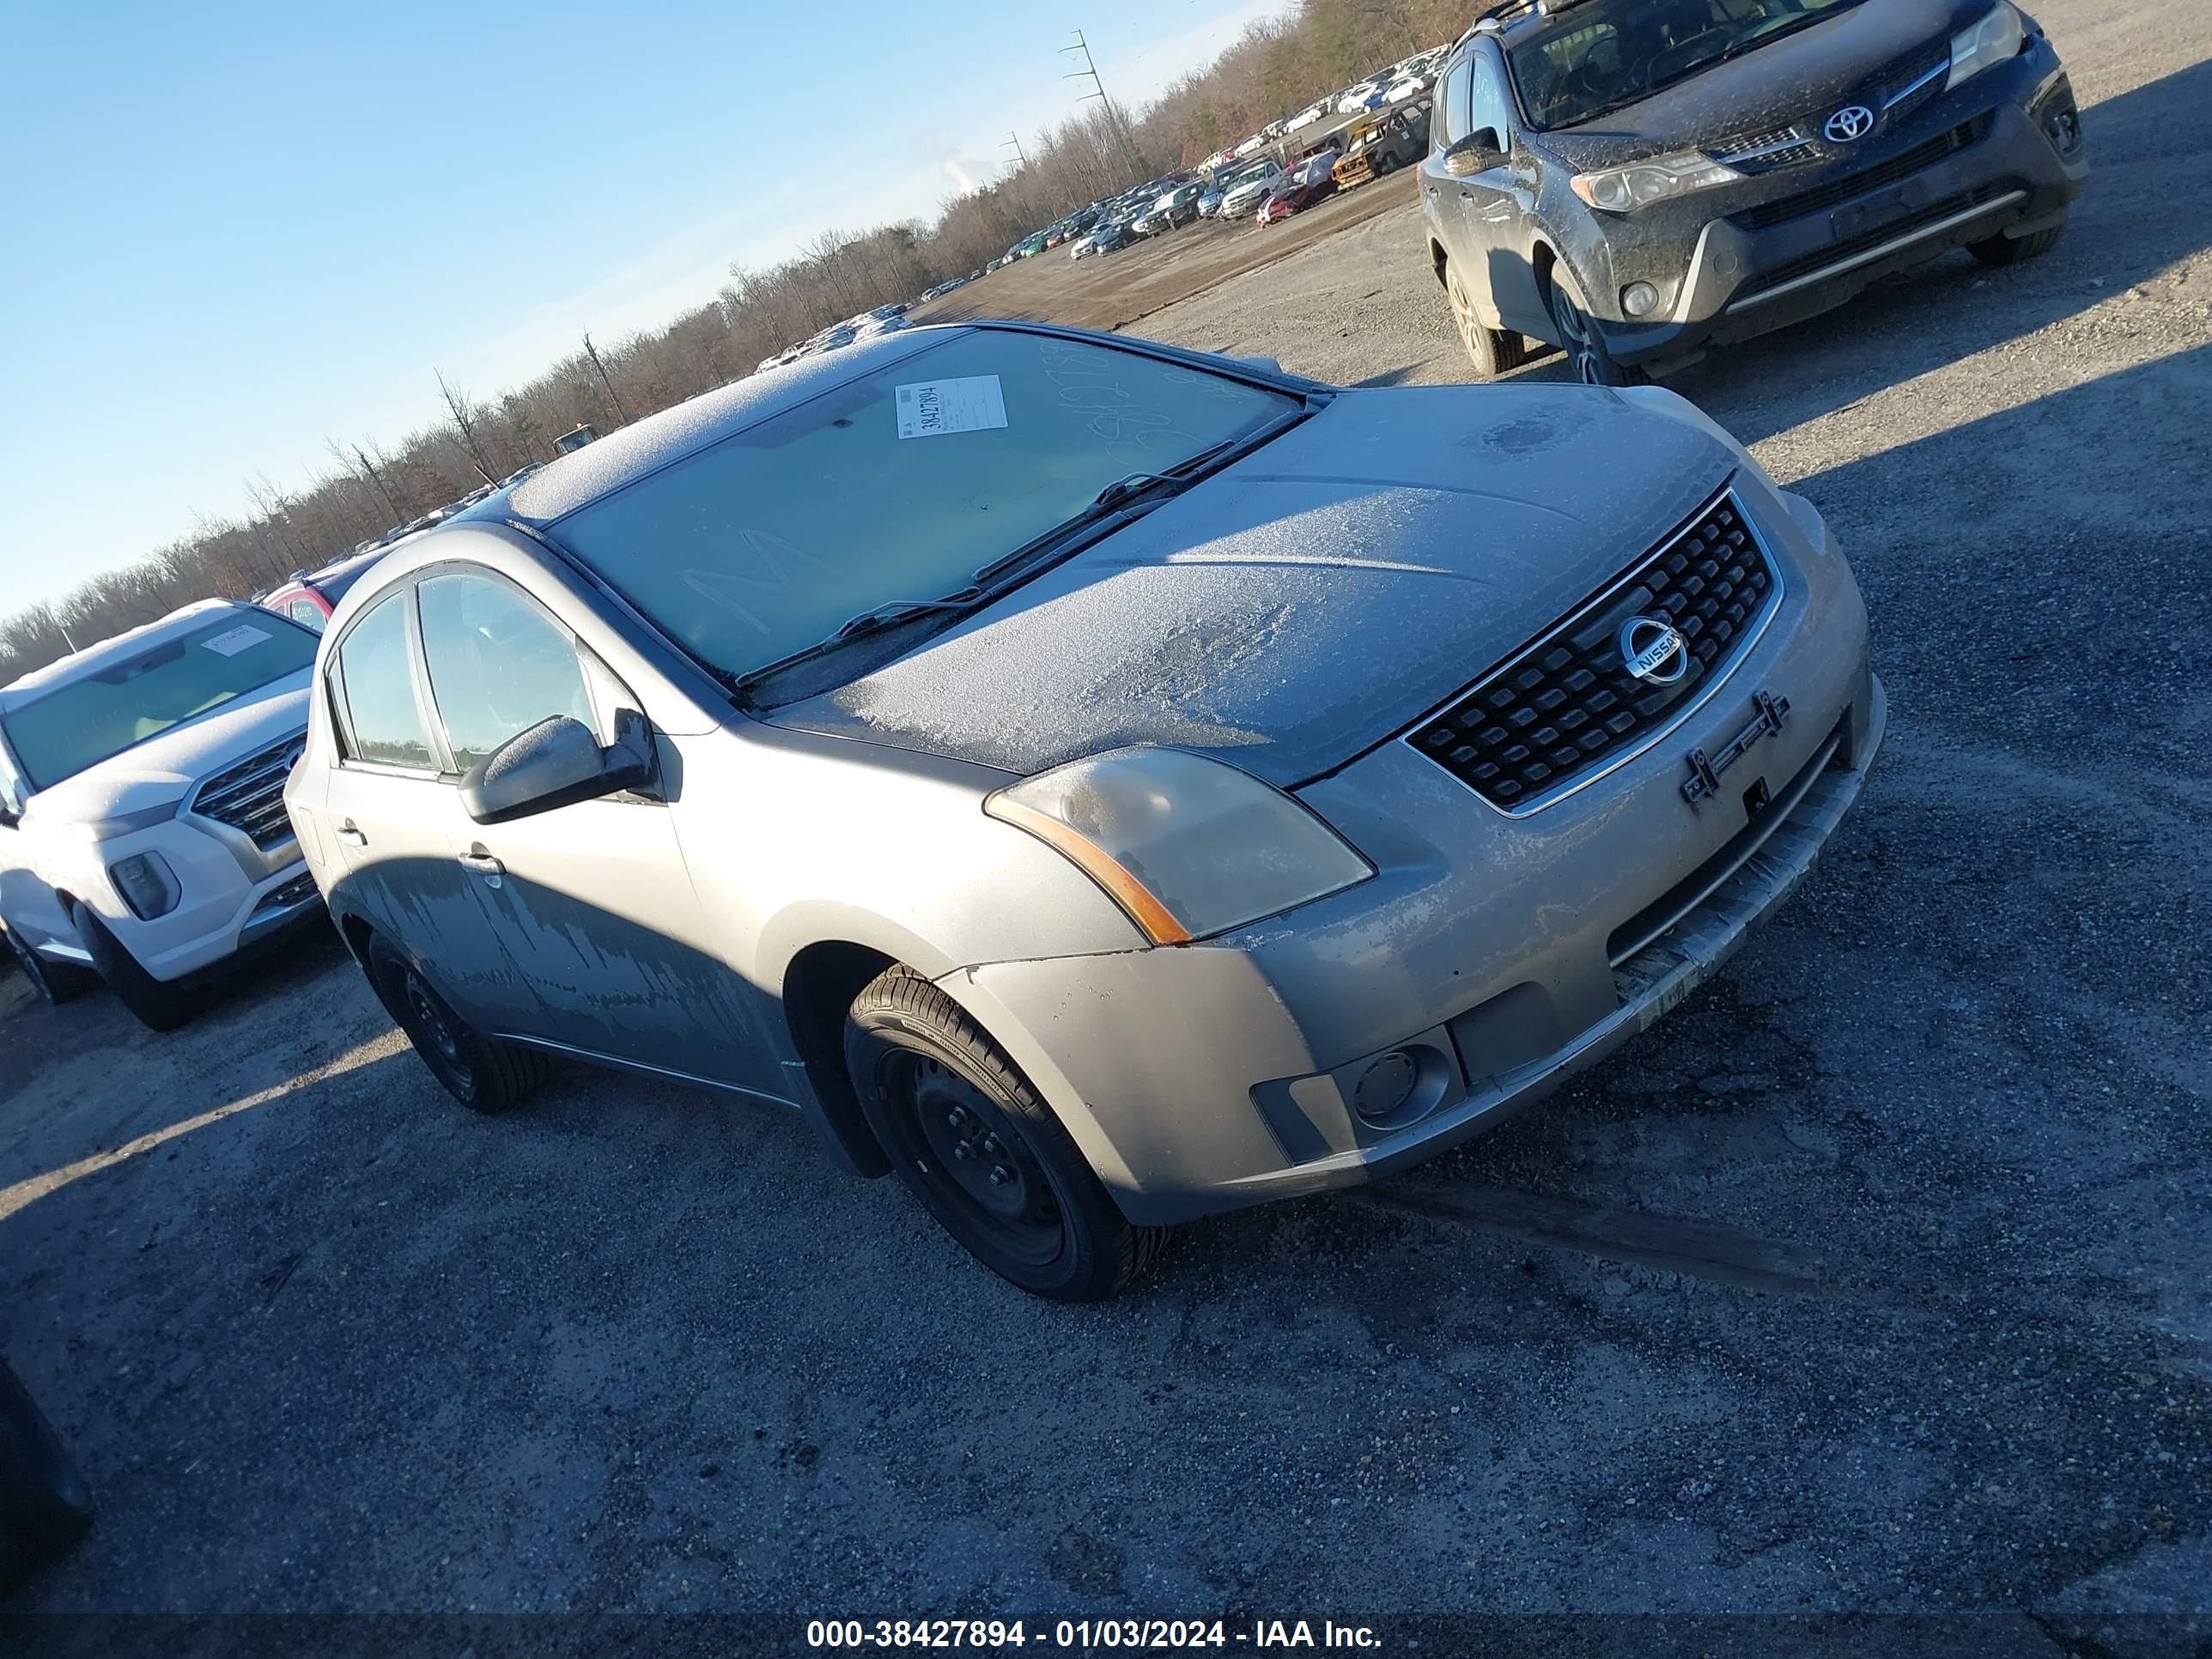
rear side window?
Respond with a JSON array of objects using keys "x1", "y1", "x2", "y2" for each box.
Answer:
[
  {"x1": 334, "y1": 592, "x2": 434, "y2": 769},
  {"x1": 288, "y1": 599, "x2": 325, "y2": 631},
  {"x1": 416, "y1": 571, "x2": 594, "y2": 771}
]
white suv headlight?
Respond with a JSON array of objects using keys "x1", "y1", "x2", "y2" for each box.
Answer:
[
  {"x1": 1571, "y1": 150, "x2": 1744, "y2": 213},
  {"x1": 986, "y1": 748, "x2": 1374, "y2": 945},
  {"x1": 1946, "y1": 1, "x2": 2026, "y2": 88}
]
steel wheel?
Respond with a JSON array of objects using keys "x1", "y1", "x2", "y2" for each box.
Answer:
[
  {"x1": 889, "y1": 1054, "x2": 1066, "y2": 1267},
  {"x1": 400, "y1": 963, "x2": 475, "y2": 1095}
]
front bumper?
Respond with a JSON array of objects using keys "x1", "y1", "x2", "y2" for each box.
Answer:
[
  {"x1": 936, "y1": 486, "x2": 1885, "y2": 1225},
  {"x1": 1593, "y1": 44, "x2": 2087, "y2": 367}
]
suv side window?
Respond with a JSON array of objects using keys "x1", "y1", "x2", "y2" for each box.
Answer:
[
  {"x1": 334, "y1": 591, "x2": 435, "y2": 769},
  {"x1": 416, "y1": 570, "x2": 595, "y2": 772},
  {"x1": 289, "y1": 599, "x2": 325, "y2": 631},
  {"x1": 1470, "y1": 48, "x2": 1512, "y2": 143},
  {"x1": 1433, "y1": 58, "x2": 1474, "y2": 149}
]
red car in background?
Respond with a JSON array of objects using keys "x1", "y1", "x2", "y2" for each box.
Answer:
[
  {"x1": 1256, "y1": 153, "x2": 1340, "y2": 223},
  {"x1": 258, "y1": 549, "x2": 388, "y2": 633}
]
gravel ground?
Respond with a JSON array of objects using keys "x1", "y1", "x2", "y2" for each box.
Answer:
[{"x1": 3, "y1": 0, "x2": 2209, "y2": 1641}]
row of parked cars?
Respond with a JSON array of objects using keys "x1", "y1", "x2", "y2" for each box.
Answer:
[{"x1": 2, "y1": 0, "x2": 2087, "y2": 1306}]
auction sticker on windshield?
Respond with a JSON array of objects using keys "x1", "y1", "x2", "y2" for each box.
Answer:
[
  {"x1": 896, "y1": 375, "x2": 1008, "y2": 440},
  {"x1": 199, "y1": 623, "x2": 272, "y2": 656}
]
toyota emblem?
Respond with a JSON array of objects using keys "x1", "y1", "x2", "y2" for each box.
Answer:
[
  {"x1": 1619, "y1": 617, "x2": 1690, "y2": 685},
  {"x1": 1824, "y1": 104, "x2": 1875, "y2": 143}
]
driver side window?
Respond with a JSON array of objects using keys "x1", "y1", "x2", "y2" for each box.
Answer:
[
  {"x1": 1433, "y1": 58, "x2": 1474, "y2": 149},
  {"x1": 416, "y1": 571, "x2": 595, "y2": 772},
  {"x1": 1471, "y1": 51, "x2": 1511, "y2": 143}
]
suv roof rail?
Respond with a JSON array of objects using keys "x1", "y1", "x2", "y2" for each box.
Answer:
[{"x1": 1456, "y1": 2, "x2": 1537, "y2": 47}]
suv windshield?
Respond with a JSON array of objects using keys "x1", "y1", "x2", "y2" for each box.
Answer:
[
  {"x1": 546, "y1": 331, "x2": 1300, "y2": 689},
  {"x1": 3, "y1": 612, "x2": 317, "y2": 792},
  {"x1": 1511, "y1": 0, "x2": 1870, "y2": 130}
]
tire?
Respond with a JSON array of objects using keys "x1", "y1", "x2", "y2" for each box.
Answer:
[
  {"x1": 3, "y1": 924, "x2": 95, "y2": 1006},
  {"x1": 1547, "y1": 264, "x2": 1647, "y2": 387},
  {"x1": 844, "y1": 966, "x2": 1169, "y2": 1302},
  {"x1": 0, "y1": 1354, "x2": 94, "y2": 1597},
  {"x1": 1970, "y1": 222, "x2": 2064, "y2": 266},
  {"x1": 70, "y1": 903, "x2": 194, "y2": 1032},
  {"x1": 1444, "y1": 260, "x2": 1529, "y2": 380},
  {"x1": 368, "y1": 935, "x2": 546, "y2": 1114}
]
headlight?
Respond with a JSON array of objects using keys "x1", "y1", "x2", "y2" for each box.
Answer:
[
  {"x1": 985, "y1": 748, "x2": 1374, "y2": 945},
  {"x1": 1946, "y1": 2, "x2": 2026, "y2": 88},
  {"x1": 110, "y1": 852, "x2": 181, "y2": 921},
  {"x1": 1571, "y1": 150, "x2": 1743, "y2": 213}
]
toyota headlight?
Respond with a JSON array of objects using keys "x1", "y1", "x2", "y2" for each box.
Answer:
[
  {"x1": 1571, "y1": 150, "x2": 1743, "y2": 213},
  {"x1": 110, "y1": 851, "x2": 181, "y2": 921},
  {"x1": 985, "y1": 748, "x2": 1374, "y2": 944},
  {"x1": 1946, "y1": 2, "x2": 2026, "y2": 88}
]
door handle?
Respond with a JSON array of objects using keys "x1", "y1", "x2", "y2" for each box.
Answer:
[
  {"x1": 458, "y1": 850, "x2": 504, "y2": 881},
  {"x1": 335, "y1": 821, "x2": 367, "y2": 847}
]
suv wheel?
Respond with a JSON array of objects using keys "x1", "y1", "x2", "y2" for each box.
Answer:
[
  {"x1": 1445, "y1": 262, "x2": 1528, "y2": 380},
  {"x1": 4, "y1": 925, "x2": 95, "y2": 1006},
  {"x1": 844, "y1": 966, "x2": 1169, "y2": 1302},
  {"x1": 368, "y1": 936, "x2": 546, "y2": 1114},
  {"x1": 1547, "y1": 265, "x2": 1647, "y2": 388},
  {"x1": 1970, "y1": 221, "x2": 2065, "y2": 266},
  {"x1": 71, "y1": 904, "x2": 195, "y2": 1032}
]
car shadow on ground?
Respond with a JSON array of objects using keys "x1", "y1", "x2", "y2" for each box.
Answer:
[{"x1": 1501, "y1": 55, "x2": 2209, "y2": 438}]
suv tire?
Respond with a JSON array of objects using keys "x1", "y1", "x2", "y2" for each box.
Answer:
[
  {"x1": 368, "y1": 936, "x2": 547, "y2": 1114},
  {"x1": 844, "y1": 966, "x2": 1168, "y2": 1302},
  {"x1": 1445, "y1": 262, "x2": 1529, "y2": 380},
  {"x1": 4, "y1": 925, "x2": 96, "y2": 1006},
  {"x1": 71, "y1": 903, "x2": 195, "y2": 1032},
  {"x1": 1970, "y1": 222, "x2": 2065, "y2": 267},
  {"x1": 0, "y1": 1353, "x2": 94, "y2": 1596},
  {"x1": 1547, "y1": 264, "x2": 1647, "y2": 387}
]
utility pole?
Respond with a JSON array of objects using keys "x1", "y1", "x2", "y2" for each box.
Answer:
[
  {"x1": 581, "y1": 331, "x2": 632, "y2": 425},
  {"x1": 1001, "y1": 131, "x2": 1027, "y2": 171},
  {"x1": 1061, "y1": 28, "x2": 1143, "y2": 178}
]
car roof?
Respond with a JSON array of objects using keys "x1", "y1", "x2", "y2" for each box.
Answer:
[{"x1": 0, "y1": 599, "x2": 260, "y2": 710}]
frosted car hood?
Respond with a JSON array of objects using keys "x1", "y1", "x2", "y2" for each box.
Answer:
[
  {"x1": 767, "y1": 385, "x2": 1735, "y2": 788},
  {"x1": 22, "y1": 673, "x2": 310, "y2": 827}
]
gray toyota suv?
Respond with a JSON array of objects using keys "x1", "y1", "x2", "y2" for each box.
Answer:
[
  {"x1": 286, "y1": 321, "x2": 1885, "y2": 1300},
  {"x1": 1422, "y1": 0, "x2": 2087, "y2": 383}
]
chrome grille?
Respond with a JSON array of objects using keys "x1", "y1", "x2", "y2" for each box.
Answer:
[
  {"x1": 1713, "y1": 123, "x2": 1819, "y2": 175},
  {"x1": 191, "y1": 732, "x2": 306, "y2": 851},
  {"x1": 1406, "y1": 495, "x2": 1779, "y2": 812}
]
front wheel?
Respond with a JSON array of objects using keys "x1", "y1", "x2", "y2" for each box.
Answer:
[
  {"x1": 71, "y1": 904, "x2": 194, "y2": 1032},
  {"x1": 4, "y1": 924, "x2": 96, "y2": 1006},
  {"x1": 1547, "y1": 264, "x2": 1647, "y2": 387},
  {"x1": 368, "y1": 935, "x2": 546, "y2": 1114},
  {"x1": 1970, "y1": 220, "x2": 2064, "y2": 266},
  {"x1": 845, "y1": 967, "x2": 1168, "y2": 1301}
]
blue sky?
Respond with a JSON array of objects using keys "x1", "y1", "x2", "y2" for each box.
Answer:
[{"x1": 0, "y1": 0, "x2": 1290, "y2": 609}]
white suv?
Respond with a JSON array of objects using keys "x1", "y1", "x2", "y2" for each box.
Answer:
[{"x1": 0, "y1": 600, "x2": 324, "y2": 1030}]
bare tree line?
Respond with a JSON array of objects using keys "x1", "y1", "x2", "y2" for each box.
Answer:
[{"x1": 0, "y1": 0, "x2": 1462, "y2": 687}]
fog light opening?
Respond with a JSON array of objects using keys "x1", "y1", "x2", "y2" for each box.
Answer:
[
  {"x1": 1621, "y1": 281, "x2": 1662, "y2": 319},
  {"x1": 1353, "y1": 1051, "x2": 1419, "y2": 1123}
]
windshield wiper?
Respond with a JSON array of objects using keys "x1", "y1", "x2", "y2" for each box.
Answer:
[{"x1": 834, "y1": 592, "x2": 983, "y2": 640}]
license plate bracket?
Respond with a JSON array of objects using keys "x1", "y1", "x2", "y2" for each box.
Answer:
[
  {"x1": 1830, "y1": 178, "x2": 1930, "y2": 240},
  {"x1": 1682, "y1": 691, "x2": 1791, "y2": 805}
]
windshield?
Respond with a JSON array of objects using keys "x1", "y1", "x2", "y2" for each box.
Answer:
[
  {"x1": 1510, "y1": 0, "x2": 1870, "y2": 129},
  {"x1": 546, "y1": 331, "x2": 1299, "y2": 684},
  {"x1": 2, "y1": 612, "x2": 317, "y2": 792}
]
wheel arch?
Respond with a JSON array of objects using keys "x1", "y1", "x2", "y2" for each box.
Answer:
[{"x1": 777, "y1": 939, "x2": 901, "y2": 1180}]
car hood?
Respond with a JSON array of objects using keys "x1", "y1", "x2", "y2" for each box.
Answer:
[
  {"x1": 1530, "y1": 0, "x2": 1978, "y2": 167},
  {"x1": 767, "y1": 386, "x2": 1735, "y2": 788},
  {"x1": 22, "y1": 673, "x2": 310, "y2": 828}
]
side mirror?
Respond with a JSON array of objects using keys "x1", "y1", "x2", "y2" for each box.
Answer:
[
  {"x1": 459, "y1": 709, "x2": 654, "y2": 826},
  {"x1": 1441, "y1": 129, "x2": 1504, "y2": 178}
]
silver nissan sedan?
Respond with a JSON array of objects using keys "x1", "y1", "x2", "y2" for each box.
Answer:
[{"x1": 285, "y1": 321, "x2": 1885, "y2": 1300}]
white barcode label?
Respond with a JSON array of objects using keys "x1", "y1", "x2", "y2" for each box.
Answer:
[
  {"x1": 200, "y1": 624, "x2": 271, "y2": 657},
  {"x1": 894, "y1": 375, "x2": 1008, "y2": 441}
]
